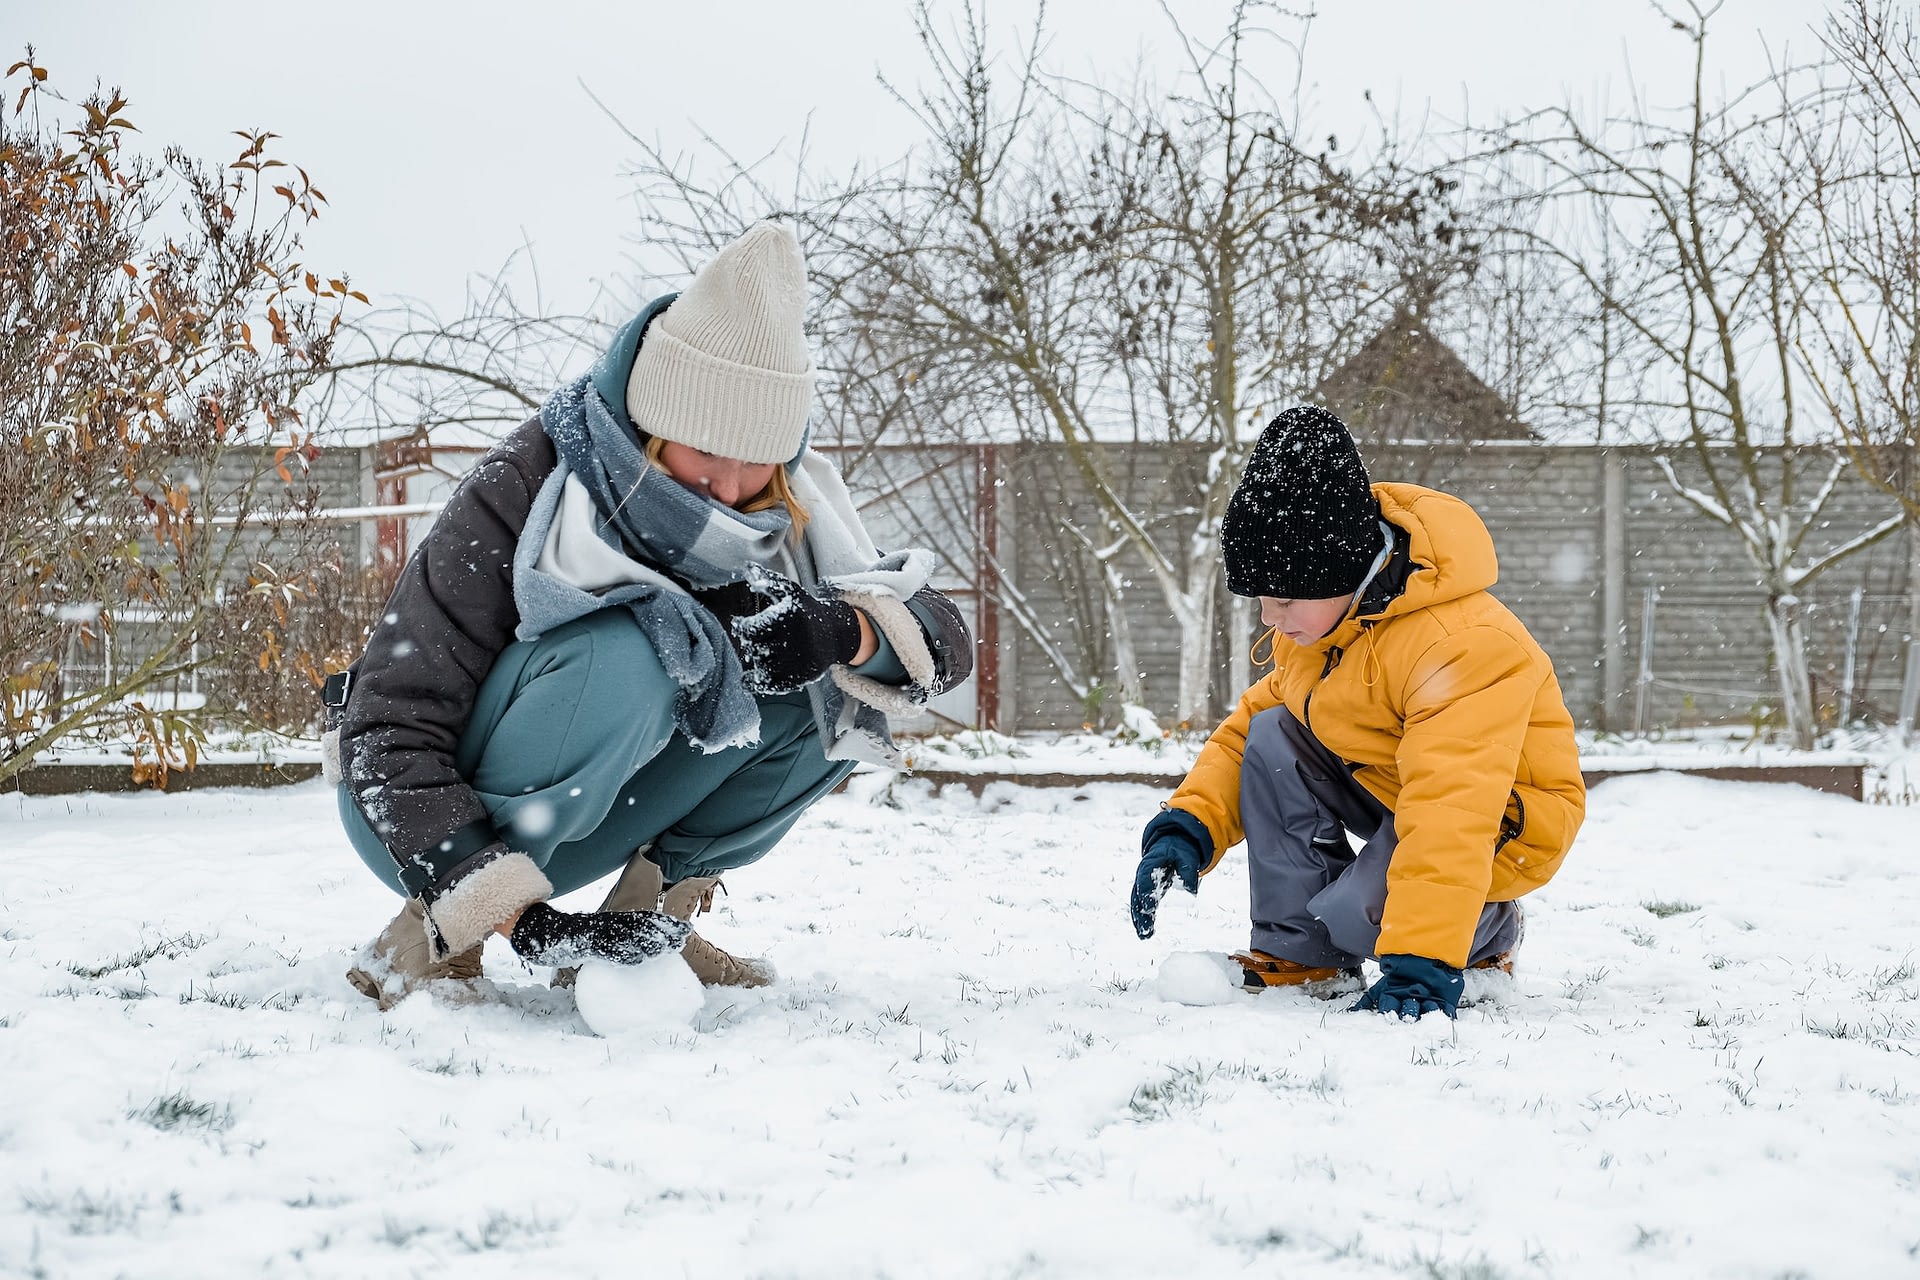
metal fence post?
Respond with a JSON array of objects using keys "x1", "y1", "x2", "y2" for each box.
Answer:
[
  {"x1": 1840, "y1": 586, "x2": 1864, "y2": 725},
  {"x1": 1634, "y1": 585, "x2": 1657, "y2": 736},
  {"x1": 1901, "y1": 519, "x2": 1920, "y2": 744},
  {"x1": 975, "y1": 443, "x2": 1001, "y2": 732},
  {"x1": 1602, "y1": 450, "x2": 1628, "y2": 730}
]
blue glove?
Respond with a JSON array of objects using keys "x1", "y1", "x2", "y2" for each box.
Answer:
[
  {"x1": 1352, "y1": 954, "x2": 1465, "y2": 1019},
  {"x1": 1130, "y1": 809, "x2": 1212, "y2": 939}
]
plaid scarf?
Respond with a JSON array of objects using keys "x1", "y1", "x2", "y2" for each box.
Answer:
[
  {"x1": 514, "y1": 375, "x2": 793, "y2": 751},
  {"x1": 543, "y1": 375, "x2": 794, "y2": 588},
  {"x1": 515, "y1": 374, "x2": 935, "y2": 764}
]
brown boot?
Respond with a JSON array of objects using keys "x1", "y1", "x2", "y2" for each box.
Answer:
[
  {"x1": 1471, "y1": 902, "x2": 1526, "y2": 975},
  {"x1": 1231, "y1": 950, "x2": 1362, "y2": 994},
  {"x1": 662, "y1": 876, "x2": 775, "y2": 988},
  {"x1": 346, "y1": 899, "x2": 486, "y2": 1010}
]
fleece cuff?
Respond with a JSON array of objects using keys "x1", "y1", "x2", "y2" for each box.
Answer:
[
  {"x1": 421, "y1": 849, "x2": 553, "y2": 957},
  {"x1": 830, "y1": 587, "x2": 937, "y2": 714},
  {"x1": 320, "y1": 729, "x2": 343, "y2": 786}
]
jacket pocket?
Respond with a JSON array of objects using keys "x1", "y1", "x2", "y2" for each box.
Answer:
[{"x1": 1494, "y1": 789, "x2": 1525, "y2": 854}]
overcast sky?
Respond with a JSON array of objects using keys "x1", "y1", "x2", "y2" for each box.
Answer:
[{"x1": 15, "y1": 0, "x2": 1828, "y2": 324}]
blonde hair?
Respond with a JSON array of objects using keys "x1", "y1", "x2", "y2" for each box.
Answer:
[{"x1": 643, "y1": 435, "x2": 811, "y2": 544}]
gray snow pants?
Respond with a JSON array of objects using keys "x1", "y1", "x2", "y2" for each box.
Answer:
[
  {"x1": 1241, "y1": 705, "x2": 1522, "y2": 968},
  {"x1": 340, "y1": 609, "x2": 856, "y2": 897}
]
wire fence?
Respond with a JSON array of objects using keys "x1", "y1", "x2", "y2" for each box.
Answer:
[
  {"x1": 38, "y1": 579, "x2": 1920, "y2": 740},
  {"x1": 1632, "y1": 587, "x2": 1915, "y2": 732}
]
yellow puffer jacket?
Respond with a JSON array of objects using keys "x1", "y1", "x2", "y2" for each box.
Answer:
[{"x1": 1170, "y1": 482, "x2": 1585, "y2": 968}]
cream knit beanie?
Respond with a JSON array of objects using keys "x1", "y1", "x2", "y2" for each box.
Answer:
[{"x1": 625, "y1": 221, "x2": 816, "y2": 464}]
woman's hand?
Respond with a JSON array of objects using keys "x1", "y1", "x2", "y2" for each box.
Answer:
[
  {"x1": 505, "y1": 901, "x2": 692, "y2": 967},
  {"x1": 696, "y1": 573, "x2": 871, "y2": 694}
]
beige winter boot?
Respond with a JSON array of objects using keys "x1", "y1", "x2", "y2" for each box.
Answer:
[
  {"x1": 662, "y1": 875, "x2": 775, "y2": 988},
  {"x1": 345, "y1": 898, "x2": 487, "y2": 1010}
]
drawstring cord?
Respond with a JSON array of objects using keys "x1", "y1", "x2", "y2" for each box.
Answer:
[
  {"x1": 1356, "y1": 624, "x2": 1382, "y2": 688},
  {"x1": 1251, "y1": 621, "x2": 1377, "y2": 685},
  {"x1": 1250, "y1": 625, "x2": 1277, "y2": 669}
]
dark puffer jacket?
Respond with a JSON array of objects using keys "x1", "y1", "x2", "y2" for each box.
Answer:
[{"x1": 333, "y1": 417, "x2": 972, "y2": 949}]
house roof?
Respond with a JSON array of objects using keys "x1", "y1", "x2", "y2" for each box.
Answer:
[{"x1": 1313, "y1": 307, "x2": 1532, "y2": 443}]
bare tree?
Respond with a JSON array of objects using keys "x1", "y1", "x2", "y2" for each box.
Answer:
[
  {"x1": 1799, "y1": 0, "x2": 1920, "y2": 519},
  {"x1": 1796, "y1": 0, "x2": 1920, "y2": 739},
  {"x1": 1493, "y1": 2, "x2": 1905, "y2": 748},
  {"x1": 321, "y1": 252, "x2": 608, "y2": 446},
  {"x1": 811, "y1": 0, "x2": 1469, "y2": 725}
]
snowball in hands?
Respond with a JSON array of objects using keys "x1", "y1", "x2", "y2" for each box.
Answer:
[{"x1": 574, "y1": 953, "x2": 705, "y2": 1036}]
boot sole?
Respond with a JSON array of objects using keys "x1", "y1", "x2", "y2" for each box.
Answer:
[
  {"x1": 1231, "y1": 950, "x2": 1363, "y2": 994},
  {"x1": 345, "y1": 966, "x2": 400, "y2": 1011},
  {"x1": 1241, "y1": 970, "x2": 1366, "y2": 997},
  {"x1": 347, "y1": 965, "x2": 489, "y2": 1011}
]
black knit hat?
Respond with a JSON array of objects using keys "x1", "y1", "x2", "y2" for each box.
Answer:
[{"x1": 1221, "y1": 406, "x2": 1380, "y2": 599}]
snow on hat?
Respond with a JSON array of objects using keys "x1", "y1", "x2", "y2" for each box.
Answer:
[
  {"x1": 1221, "y1": 405, "x2": 1381, "y2": 600},
  {"x1": 623, "y1": 220, "x2": 815, "y2": 464}
]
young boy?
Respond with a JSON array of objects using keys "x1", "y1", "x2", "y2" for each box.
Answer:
[{"x1": 1130, "y1": 406, "x2": 1585, "y2": 1019}]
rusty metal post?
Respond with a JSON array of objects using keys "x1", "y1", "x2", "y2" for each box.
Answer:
[{"x1": 974, "y1": 443, "x2": 1002, "y2": 731}]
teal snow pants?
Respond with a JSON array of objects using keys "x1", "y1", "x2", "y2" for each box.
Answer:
[{"x1": 340, "y1": 609, "x2": 857, "y2": 897}]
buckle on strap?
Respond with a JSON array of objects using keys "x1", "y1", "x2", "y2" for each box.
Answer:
[
  {"x1": 398, "y1": 820, "x2": 501, "y2": 901},
  {"x1": 321, "y1": 669, "x2": 353, "y2": 708}
]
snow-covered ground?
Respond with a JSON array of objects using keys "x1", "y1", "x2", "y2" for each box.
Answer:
[{"x1": 3, "y1": 769, "x2": 1917, "y2": 1278}]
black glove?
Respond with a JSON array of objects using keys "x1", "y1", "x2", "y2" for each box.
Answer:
[
  {"x1": 1352, "y1": 954, "x2": 1465, "y2": 1019},
  {"x1": 688, "y1": 578, "x2": 763, "y2": 626},
  {"x1": 507, "y1": 901, "x2": 692, "y2": 967},
  {"x1": 1130, "y1": 809, "x2": 1212, "y2": 939},
  {"x1": 696, "y1": 572, "x2": 864, "y2": 695}
]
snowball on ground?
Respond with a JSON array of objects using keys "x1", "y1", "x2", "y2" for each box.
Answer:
[
  {"x1": 573, "y1": 954, "x2": 704, "y2": 1037},
  {"x1": 1154, "y1": 950, "x2": 1241, "y2": 1006}
]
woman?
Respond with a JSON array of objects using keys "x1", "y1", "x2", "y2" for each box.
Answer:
[{"x1": 327, "y1": 222, "x2": 973, "y2": 1009}]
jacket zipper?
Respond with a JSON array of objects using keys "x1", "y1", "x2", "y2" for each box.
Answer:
[
  {"x1": 1496, "y1": 789, "x2": 1527, "y2": 852},
  {"x1": 1301, "y1": 620, "x2": 1370, "y2": 732},
  {"x1": 1302, "y1": 644, "x2": 1343, "y2": 732}
]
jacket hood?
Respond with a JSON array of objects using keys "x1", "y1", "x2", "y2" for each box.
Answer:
[{"x1": 1303, "y1": 482, "x2": 1500, "y2": 653}]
